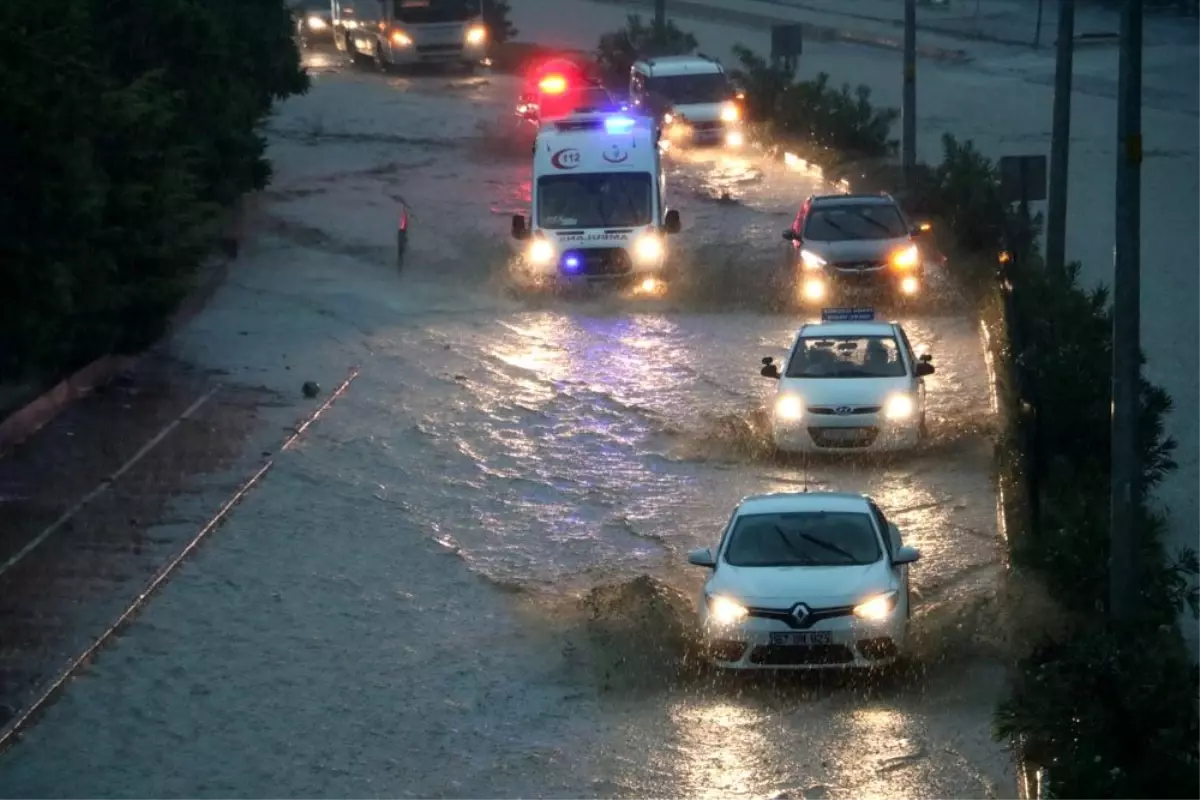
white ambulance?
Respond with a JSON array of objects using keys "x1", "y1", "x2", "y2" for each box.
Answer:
[{"x1": 510, "y1": 112, "x2": 681, "y2": 286}]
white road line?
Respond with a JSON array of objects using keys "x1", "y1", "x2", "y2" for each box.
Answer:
[
  {"x1": 0, "y1": 385, "x2": 222, "y2": 579},
  {"x1": 0, "y1": 367, "x2": 360, "y2": 752}
]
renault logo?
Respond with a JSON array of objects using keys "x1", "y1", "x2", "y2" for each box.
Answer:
[
  {"x1": 790, "y1": 603, "x2": 811, "y2": 626},
  {"x1": 835, "y1": 406, "x2": 853, "y2": 415}
]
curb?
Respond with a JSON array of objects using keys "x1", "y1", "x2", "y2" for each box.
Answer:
[
  {"x1": 0, "y1": 194, "x2": 254, "y2": 459},
  {"x1": 586, "y1": 0, "x2": 972, "y2": 63}
]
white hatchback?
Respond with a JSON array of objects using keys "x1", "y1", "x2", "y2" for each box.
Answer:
[
  {"x1": 759, "y1": 309, "x2": 935, "y2": 453},
  {"x1": 687, "y1": 491, "x2": 920, "y2": 670}
]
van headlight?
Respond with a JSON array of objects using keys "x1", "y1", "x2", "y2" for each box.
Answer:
[
  {"x1": 633, "y1": 234, "x2": 664, "y2": 264},
  {"x1": 774, "y1": 393, "x2": 803, "y2": 421},
  {"x1": 853, "y1": 591, "x2": 899, "y2": 620},
  {"x1": 706, "y1": 594, "x2": 748, "y2": 625},
  {"x1": 528, "y1": 239, "x2": 555, "y2": 265},
  {"x1": 465, "y1": 25, "x2": 487, "y2": 45},
  {"x1": 799, "y1": 249, "x2": 826, "y2": 270},
  {"x1": 884, "y1": 394, "x2": 914, "y2": 420},
  {"x1": 720, "y1": 103, "x2": 739, "y2": 122}
]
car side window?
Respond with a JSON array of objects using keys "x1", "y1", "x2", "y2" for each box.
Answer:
[
  {"x1": 714, "y1": 509, "x2": 740, "y2": 565},
  {"x1": 896, "y1": 327, "x2": 917, "y2": 371},
  {"x1": 867, "y1": 501, "x2": 898, "y2": 558}
]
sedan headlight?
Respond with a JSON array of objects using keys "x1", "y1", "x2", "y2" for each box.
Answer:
[
  {"x1": 853, "y1": 591, "x2": 899, "y2": 620},
  {"x1": 720, "y1": 102, "x2": 739, "y2": 122},
  {"x1": 883, "y1": 393, "x2": 915, "y2": 420},
  {"x1": 528, "y1": 239, "x2": 555, "y2": 265},
  {"x1": 465, "y1": 25, "x2": 487, "y2": 45},
  {"x1": 799, "y1": 249, "x2": 826, "y2": 270},
  {"x1": 707, "y1": 594, "x2": 748, "y2": 625},
  {"x1": 307, "y1": 16, "x2": 327, "y2": 30},
  {"x1": 633, "y1": 233, "x2": 664, "y2": 264},
  {"x1": 774, "y1": 393, "x2": 803, "y2": 421},
  {"x1": 890, "y1": 244, "x2": 920, "y2": 269}
]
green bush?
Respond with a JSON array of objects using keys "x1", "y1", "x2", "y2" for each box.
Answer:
[
  {"x1": 730, "y1": 45, "x2": 897, "y2": 159},
  {"x1": 0, "y1": 0, "x2": 307, "y2": 381},
  {"x1": 595, "y1": 14, "x2": 698, "y2": 89},
  {"x1": 482, "y1": 0, "x2": 517, "y2": 45}
]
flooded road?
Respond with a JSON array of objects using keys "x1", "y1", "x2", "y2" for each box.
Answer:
[{"x1": 0, "y1": 52, "x2": 1014, "y2": 797}]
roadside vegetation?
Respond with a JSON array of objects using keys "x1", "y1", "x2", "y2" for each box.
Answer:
[
  {"x1": 0, "y1": 0, "x2": 307, "y2": 386},
  {"x1": 597, "y1": 15, "x2": 1199, "y2": 798}
]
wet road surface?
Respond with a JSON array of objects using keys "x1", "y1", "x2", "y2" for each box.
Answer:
[{"x1": 0, "y1": 51, "x2": 1014, "y2": 797}]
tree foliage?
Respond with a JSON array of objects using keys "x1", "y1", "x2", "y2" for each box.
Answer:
[
  {"x1": 595, "y1": 14, "x2": 698, "y2": 89},
  {"x1": 0, "y1": 0, "x2": 307, "y2": 380},
  {"x1": 481, "y1": 0, "x2": 517, "y2": 45}
]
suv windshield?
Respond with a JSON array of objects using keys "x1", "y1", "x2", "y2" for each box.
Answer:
[
  {"x1": 724, "y1": 511, "x2": 881, "y2": 567},
  {"x1": 804, "y1": 203, "x2": 908, "y2": 241},
  {"x1": 646, "y1": 72, "x2": 731, "y2": 105},
  {"x1": 537, "y1": 173, "x2": 653, "y2": 229},
  {"x1": 785, "y1": 336, "x2": 907, "y2": 378},
  {"x1": 393, "y1": 0, "x2": 475, "y2": 23}
]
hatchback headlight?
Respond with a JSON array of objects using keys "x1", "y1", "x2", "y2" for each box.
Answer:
[
  {"x1": 707, "y1": 594, "x2": 748, "y2": 625},
  {"x1": 528, "y1": 239, "x2": 555, "y2": 265},
  {"x1": 891, "y1": 244, "x2": 920, "y2": 269},
  {"x1": 799, "y1": 249, "x2": 826, "y2": 270},
  {"x1": 884, "y1": 394, "x2": 914, "y2": 420},
  {"x1": 633, "y1": 234, "x2": 664, "y2": 263},
  {"x1": 853, "y1": 591, "x2": 899, "y2": 620},
  {"x1": 774, "y1": 393, "x2": 803, "y2": 420}
]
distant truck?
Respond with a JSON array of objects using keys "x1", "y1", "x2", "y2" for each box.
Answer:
[{"x1": 331, "y1": 0, "x2": 489, "y2": 71}]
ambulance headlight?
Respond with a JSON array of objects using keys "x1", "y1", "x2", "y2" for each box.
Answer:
[
  {"x1": 528, "y1": 239, "x2": 555, "y2": 265},
  {"x1": 633, "y1": 234, "x2": 664, "y2": 264},
  {"x1": 884, "y1": 393, "x2": 915, "y2": 420}
]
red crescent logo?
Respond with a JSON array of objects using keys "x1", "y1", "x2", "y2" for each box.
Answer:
[{"x1": 550, "y1": 148, "x2": 581, "y2": 169}]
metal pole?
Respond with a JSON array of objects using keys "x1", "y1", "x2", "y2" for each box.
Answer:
[
  {"x1": 1110, "y1": 0, "x2": 1143, "y2": 624},
  {"x1": 654, "y1": 0, "x2": 666, "y2": 42},
  {"x1": 1046, "y1": 0, "x2": 1076, "y2": 273},
  {"x1": 1035, "y1": 0, "x2": 1046, "y2": 48},
  {"x1": 903, "y1": 0, "x2": 917, "y2": 185}
]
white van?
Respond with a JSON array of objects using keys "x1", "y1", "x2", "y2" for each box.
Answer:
[
  {"x1": 629, "y1": 54, "x2": 743, "y2": 149},
  {"x1": 511, "y1": 112, "x2": 681, "y2": 285}
]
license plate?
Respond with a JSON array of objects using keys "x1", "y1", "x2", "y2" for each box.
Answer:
[
  {"x1": 770, "y1": 632, "x2": 832, "y2": 646},
  {"x1": 820, "y1": 428, "x2": 869, "y2": 441}
]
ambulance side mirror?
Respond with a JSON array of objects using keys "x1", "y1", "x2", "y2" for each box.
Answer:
[
  {"x1": 511, "y1": 214, "x2": 529, "y2": 240},
  {"x1": 663, "y1": 209, "x2": 681, "y2": 234}
]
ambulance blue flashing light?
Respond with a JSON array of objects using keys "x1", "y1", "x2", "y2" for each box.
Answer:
[
  {"x1": 821, "y1": 307, "x2": 876, "y2": 322},
  {"x1": 604, "y1": 115, "x2": 636, "y2": 134}
]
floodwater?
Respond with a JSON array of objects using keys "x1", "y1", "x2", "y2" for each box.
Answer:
[{"x1": 0, "y1": 51, "x2": 1015, "y2": 798}]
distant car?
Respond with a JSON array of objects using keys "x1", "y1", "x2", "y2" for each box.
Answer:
[
  {"x1": 293, "y1": 1, "x2": 334, "y2": 48},
  {"x1": 687, "y1": 491, "x2": 921, "y2": 670},
  {"x1": 758, "y1": 308, "x2": 935, "y2": 453},
  {"x1": 516, "y1": 61, "x2": 621, "y2": 127},
  {"x1": 782, "y1": 193, "x2": 932, "y2": 304}
]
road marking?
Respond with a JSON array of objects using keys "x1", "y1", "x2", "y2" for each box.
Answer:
[
  {"x1": 0, "y1": 385, "x2": 222, "y2": 579},
  {"x1": 0, "y1": 368, "x2": 360, "y2": 753}
]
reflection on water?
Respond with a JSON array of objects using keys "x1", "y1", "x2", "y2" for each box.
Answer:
[{"x1": 670, "y1": 701, "x2": 770, "y2": 799}]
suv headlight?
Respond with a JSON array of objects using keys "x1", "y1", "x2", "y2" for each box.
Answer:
[
  {"x1": 706, "y1": 594, "x2": 748, "y2": 625},
  {"x1": 884, "y1": 393, "x2": 914, "y2": 420},
  {"x1": 799, "y1": 249, "x2": 826, "y2": 270},
  {"x1": 853, "y1": 591, "x2": 899, "y2": 620},
  {"x1": 774, "y1": 393, "x2": 803, "y2": 420}
]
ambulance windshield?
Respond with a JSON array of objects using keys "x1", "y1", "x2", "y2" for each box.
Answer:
[{"x1": 537, "y1": 173, "x2": 653, "y2": 229}]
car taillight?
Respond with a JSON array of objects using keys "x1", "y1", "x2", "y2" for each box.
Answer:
[{"x1": 539, "y1": 75, "x2": 567, "y2": 94}]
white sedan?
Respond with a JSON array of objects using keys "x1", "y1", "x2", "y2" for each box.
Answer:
[
  {"x1": 759, "y1": 308, "x2": 935, "y2": 453},
  {"x1": 687, "y1": 491, "x2": 920, "y2": 670}
]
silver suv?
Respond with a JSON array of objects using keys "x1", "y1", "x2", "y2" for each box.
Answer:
[{"x1": 782, "y1": 194, "x2": 931, "y2": 305}]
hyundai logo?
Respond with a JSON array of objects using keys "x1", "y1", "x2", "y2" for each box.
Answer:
[
  {"x1": 834, "y1": 406, "x2": 853, "y2": 415},
  {"x1": 790, "y1": 603, "x2": 811, "y2": 625}
]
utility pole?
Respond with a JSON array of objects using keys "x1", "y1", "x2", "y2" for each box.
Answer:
[
  {"x1": 903, "y1": 0, "x2": 917, "y2": 186},
  {"x1": 1110, "y1": 0, "x2": 1143, "y2": 624},
  {"x1": 654, "y1": 0, "x2": 666, "y2": 43},
  {"x1": 1045, "y1": 0, "x2": 1076, "y2": 274}
]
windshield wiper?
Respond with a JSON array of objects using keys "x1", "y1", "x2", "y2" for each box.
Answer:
[
  {"x1": 797, "y1": 532, "x2": 859, "y2": 563},
  {"x1": 818, "y1": 217, "x2": 862, "y2": 240},
  {"x1": 851, "y1": 211, "x2": 901, "y2": 237},
  {"x1": 773, "y1": 525, "x2": 815, "y2": 565}
]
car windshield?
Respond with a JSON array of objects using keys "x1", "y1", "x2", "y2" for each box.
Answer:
[
  {"x1": 646, "y1": 72, "x2": 731, "y2": 104},
  {"x1": 537, "y1": 173, "x2": 653, "y2": 229},
  {"x1": 785, "y1": 335, "x2": 907, "y2": 378},
  {"x1": 804, "y1": 204, "x2": 908, "y2": 241},
  {"x1": 724, "y1": 511, "x2": 882, "y2": 567},
  {"x1": 393, "y1": 0, "x2": 475, "y2": 23}
]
